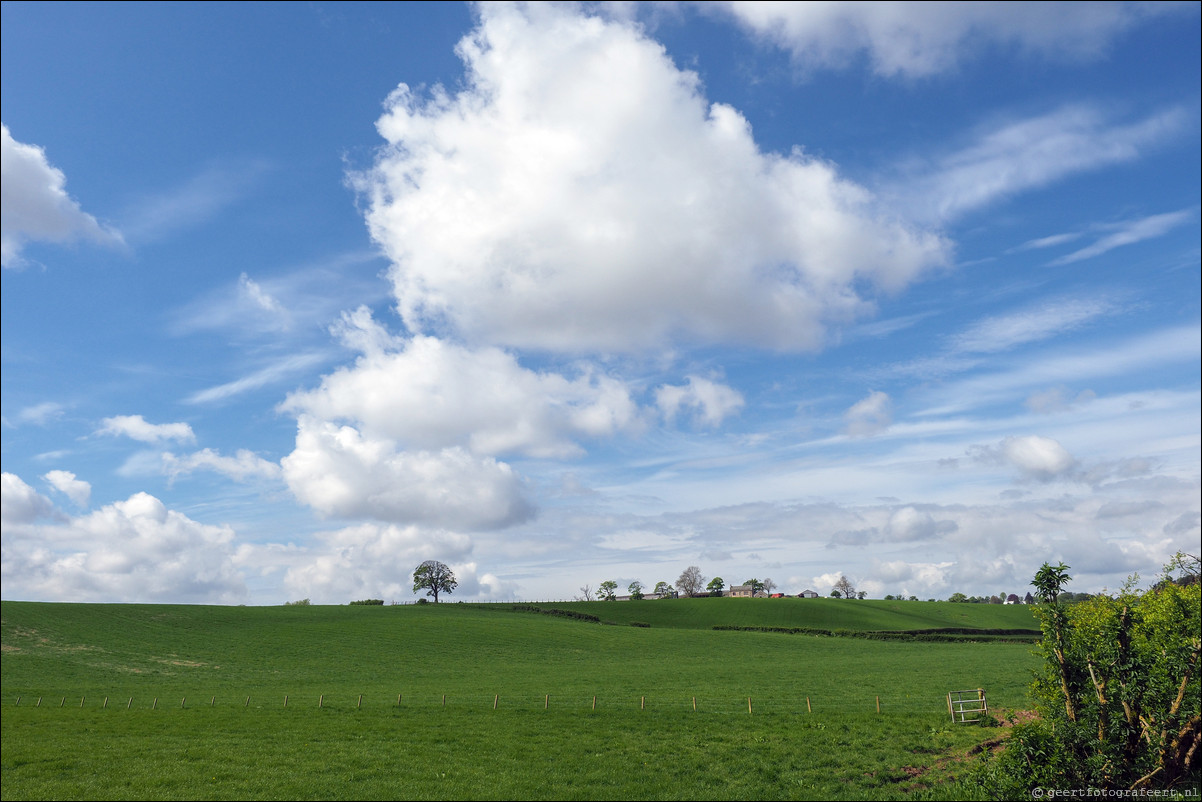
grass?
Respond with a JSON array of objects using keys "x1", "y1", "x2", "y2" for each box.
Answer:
[{"x1": 1, "y1": 599, "x2": 1040, "y2": 800}]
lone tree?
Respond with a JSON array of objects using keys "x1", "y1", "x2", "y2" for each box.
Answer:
[
  {"x1": 628, "y1": 580, "x2": 645, "y2": 600},
  {"x1": 412, "y1": 560, "x2": 457, "y2": 603},
  {"x1": 653, "y1": 581, "x2": 675, "y2": 599},
  {"x1": 599, "y1": 580, "x2": 618, "y2": 601},
  {"x1": 677, "y1": 565, "x2": 705, "y2": 597},
  {"x1": 706, "y1": 576, "x2": 725, "y2": 596},
  {"x1": 833, "y1": 575, "x2": 855, "y2": 599}
]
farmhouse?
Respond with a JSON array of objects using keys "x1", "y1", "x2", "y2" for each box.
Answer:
[
  {"x1": 728, "y1": 584, "x2": 754, "y2": 597},
  {"x1": 798, "y1": 589, "x2": 819, "y2": 598}
]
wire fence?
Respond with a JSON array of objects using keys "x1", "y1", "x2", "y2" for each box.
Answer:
[{"x1": 8, "y1": 689, "x2": 996, "y2": 719}]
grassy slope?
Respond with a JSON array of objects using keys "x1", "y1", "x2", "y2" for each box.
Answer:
[
  {"x1": 1, "y1": 599, "x2": 1037, "y2": 706},
  {"x1": 1, "y1": 600, "x2": 1039, "y2": 801}
]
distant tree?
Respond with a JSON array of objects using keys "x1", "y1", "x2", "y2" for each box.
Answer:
[
  {"x1": 762, "y1": 578, "x2": 777, "y2": 595},
  {"x1": 284, "y1": 598, "x2": 310, "y2": 606},
  {"x1": 1032, "y1": 561, "x2": 1071, "y2": 604},
  {"x1": 677, "y1": 565, "x2": 706, "y2": 597},
  {"x1": 989, "y1": 595, "x2": 1002, "y2": 604},
  {"x1": 743, "y1": 578, "x2": 766, "y2": 595},
  {"x1": 628, "y1": 580, "x2": 645, "y2": 600},
  {"x1": 706, "y1": 577, "x2": 725, "y2": 596},
  {"x1": 856, "y1": 591, "x2": 867, "y2": 600},
  {"x1": 1006, "y1": 594, "x2": 1021, "y2": 604},
  {"x1": 830, "y1": 589, "x2": 842, "y2": 598},
  {"x1": 412, "y1": 560, "x2": 457, "y2": 603},
  {"x1": 653, "y1": 581, "x2": 675, "y2": 599},
  {"x1": 884, "y1": 594, "x2": 896, "y2": 601},
  {"x1": 833, "y1": 575, "x2": 855, "y2": 600},
  {"x1": 909, "y1": 596, "x2": 919, "y2": 602},
  {"x1": 576, "y1": 584, "x2": 594, "y2": 602},
  {"x1": 1024, "y1": 592, "x2": 1035, "y2": 605},
  {"x1": 599, "y1": 580, "x2": 618, "y2": 601}
]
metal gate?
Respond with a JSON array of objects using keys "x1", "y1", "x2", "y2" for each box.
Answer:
[{"x1": 947, "y1": 688, "x2": 987, "y2": 723}]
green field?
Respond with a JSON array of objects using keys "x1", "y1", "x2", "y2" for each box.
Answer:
[{"x1": 2, "y1": 599, "x2": 1041, "y2": 800}]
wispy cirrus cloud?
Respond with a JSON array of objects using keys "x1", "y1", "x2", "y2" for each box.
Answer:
[
  {"x1": 184, "y1": 352, "x2": 330, "y2": 405},
  {"x1": 710, "y1": 1, "x2": 1187, "y2": 77},
  {"x1": 886, "y1": 295, "x2": 1121, "y2": 380},
  {"x1": 1049, "y1": 208, "x2": 1196, "y2": 265},
  {"x1": 894, "y1": 104, "x2": 1192, "y2": 223},
  {"x1": 117, "y1": 159, "x2": 269, "y2": 244}
]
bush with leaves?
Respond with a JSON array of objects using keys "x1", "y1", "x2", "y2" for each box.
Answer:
[{"x1": 976, "y1": 555, "x2": 1200, "y2": 797}]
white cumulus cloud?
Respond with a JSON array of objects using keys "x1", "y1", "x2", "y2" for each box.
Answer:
[
  {"x1": 656, "y1": 376, "x2": 745, "y2": 427},
  {"x1": 844, "y1": 390, "x2": 893, "y2": 436},
  {"x1": 2, "y1": 478, "x2": 246, "y2": 604},
  {"x1": 355, "y1": 2, "x2": 949, "y2": 353},
  {"x1": 281, "y1": 417, "x2": 535, "y2": 530},
  {"x1": 98, "y1": 414, "x2": 196, "y2": 445},
  {"x1": 284, "y1": 308, "x2": 643, "y2": 459},
  {"x1": 162, "y1": 449, "x2": 282, "y2": 483},
  {"x1": 1, "y1": 124, "x2": 122, "y2": 268},
  {"x1": 42, "y1": 470, "x2": 91, "y2": 507}
]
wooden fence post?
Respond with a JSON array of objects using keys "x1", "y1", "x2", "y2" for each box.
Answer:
[
  {"x1": 358, "y1": 695, "x2": 363, "y2": 709},
  {"x1": 397, "y1": 693, "x2": 402, "y2": 706},
  {"x1": 14, "y1": 697, "x2": 19, "y2": 707},
  {"x1": 127, "y1": 698, "x2": 133, "y2": 709},
  {"x1": 493, "y1": 694, "x2": 498, "y2": 710},
  {"x1": 641, "y1": 696, "x2": 645, "y2": 710},
  {"x1": 692, "y1": 696, "x2": 696, "y2": 711},
  {"x1": 748, "y1": 697, "x2": 753, "y2": 715},
  {"x1": 81, "y1": 697, "x2": 86, "y2": 707},
  {"x1": 545, "y1": 694, "x2": 549, "y2": 709},
  {"x1": 806, "y1": 696, "x2": 811, "y2": 713},
  {"x1": 211, "y1": 696, "x2": 215, "y2": 707},
  {"x1": 36, "y1": 697, "x2": 42, "y2": 707},
  {"x1": 318, "y1": 694, "x2": 323, "y2": 708},
  {"x1": 592, "y1": 695, "x2": 596, "y2": 710},
  {"x1": 876, "y1": 696, "x2": 880, "y2": 714},
  {"x1": 245, "y1": 696, "x2": 250, "y2": 708},
  {"x1": 59, "y1": 698, "x2": 65, "y2": 708},
  {"x1": 284, "y1": 695, "x2": 288, "y2": 708},
  {"x1": 103, "y1": 697, "x2": 109, "y2": 709},
  {"x1": 152, "y1": 698, "x2": 157, "y2": 710}
]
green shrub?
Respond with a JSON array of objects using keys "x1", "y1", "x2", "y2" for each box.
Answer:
[
  {"x1": 348, "y1": 599, "x2": 384, "y2": 606},
  {"x1": 973, "y1": 555, "x2": 1201, "y2": 796}
]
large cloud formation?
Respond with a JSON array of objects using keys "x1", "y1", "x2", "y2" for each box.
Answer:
[
  {"x1": 1, "y1": 473, "x2": 246, "y2": 603},
  {"x1": 355, "y1": 2, "x2": 949, "y2": 353}
]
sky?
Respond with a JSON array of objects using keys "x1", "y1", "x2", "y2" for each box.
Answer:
[{"x1": 2, "y1": 1, "x2": 1199, "y2": 606}]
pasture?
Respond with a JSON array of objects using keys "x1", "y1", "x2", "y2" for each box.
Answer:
[{"x1": 1, "y1": 599, "x2": 1041, "y2": 800}]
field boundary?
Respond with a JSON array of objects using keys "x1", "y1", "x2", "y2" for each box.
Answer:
[{"x1": 711, "y1": 625, "x2": 1040, "y2": 642}]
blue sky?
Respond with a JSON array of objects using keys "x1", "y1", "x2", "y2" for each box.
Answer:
[{"x1": 2, "y1": 1, "x2": 1199, "y2": 605}]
